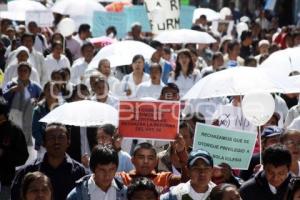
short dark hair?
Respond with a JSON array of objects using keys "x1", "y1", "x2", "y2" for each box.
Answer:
[
  {"x1": 132, "y1": 54, "x2": 145, "y2": 64},
  {"x1": 180, "y1": 121, "x2": 194, "y2": 138},
  {"x1": 127, "y1": 177, "x2": 158, "y2": 200},
  {"x1": 209, "y1": 183, "x2": 237, "y2": 200},
  {"x1": 98, "y1": 124, "x2": 116, "y2": 137},
  {"x1": 89, "y1": 145, "x2": 119, "y2": 173},
  {"x1": 78, "y1": 24, "x2": 90, "y2": 34},
  {"x1": 21, "y1": 32, "x2": 35, "y2": 43},
  {"x1": 149, "y1": 63, "x2": 162, "y2": 74},
  {"x1": 227, "y1": 40, "x2": 239, "y2": 52},
  {"x1": 133, "y1": 142, "x2": 156, "y2": 157},
  {"x1": 240, "y1": 30, "x2": 252, "y2": 42},
  {"x1": 81, "y1": 42, "x2": 94, "y2": 53},
  {"x1": 161, "y1": 83, "x2": 180, "y2": 95},
  {"x1": 212, "y1": 52, "x2": 223, "y2": 61},
  {"x1": 43, "y1": 123, "x2": 70, "y2": 142},
  {"x1": 106, "y1": 26, "x2": 117, "y2": 37},
  {"x1": 262, "y1": 144, "x2": 291, "y2": 168},
  {"x1": 149, "y1": 40, "x2": 163, "y2": 49}
]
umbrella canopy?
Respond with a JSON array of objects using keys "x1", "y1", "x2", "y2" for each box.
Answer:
[
  {"x1": 40, "y1": 100, "x2": 118, "y2": 127},
  {"x1": 154, "y1": 29, "x2": 216, "y2": 44},
  {"x1": 51, "y1": 0, "x2": 105, "y2": 16},
  {"x1": 182, "y1": 67, "x2": 299, "y2": 100},
  {"x1": 89, "y1": 36, "x2": 116, "y2": 48},
  {"x1": 259, "y1": 46, "x2": 300, "y2": 77},
  {"x1": 87, "y1": 40, "x2": 156, "y2": 70},
  {"x1": 0, "y1": 0, "x2": 47, "y2": 21},
  {"x1": 193, "y1": 8, "x2": 221, "y2": 22}
]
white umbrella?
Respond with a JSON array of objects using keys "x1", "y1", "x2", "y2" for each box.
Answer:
[
  {"x1": 0, "y1": 0, "x2": 47, "y2": 21},
  {"x1": 51, "y1": 0, "x2": 105, "y2": 16},
  {"x1": 87, "y1": 40, "x2": 156, "y2": 71},
  {"x1": 182, "y1": 67, "x2": 299, "y2": 100},
  {"x1": 154, "y1": 29, "x2": 216, "y2": 44},
  {"x1": 40, "y1": 100, "x2": 118, "y2": 126},
  {"x1": 193, "y1": 8, "x2": 221, "y2": 22},
  {"x1": 259, "y1": 47, "x2": 300, "y2": 77},
  {"x1": 288, "y1": 116, "x2": 300, "y2": 130}
]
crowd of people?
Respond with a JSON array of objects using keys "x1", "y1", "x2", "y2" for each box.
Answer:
[{"x1": 1, "y1": 1, "x2": 300, "y2": 200}]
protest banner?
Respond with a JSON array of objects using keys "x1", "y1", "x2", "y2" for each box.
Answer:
[
  {"x1": 124, "y1": 6, "x2": 151, "y2": 33},
  {"x1": 213, "y1": 105, "x2": 256, "y2": 132},
  {"x1": 25, "y1": 11, "x2": 53, "y2": 27},
  {"x1": 193, "y1": 123, "x2": 257, "y2": 169},
  {"x1": 92, "y1": 11, "x2": 127, "y2": 38},
  {"x1": 119, "y1": 100, "x2": 180, "y2": 140},
  {"x1": 144, "y1": 0, "x2": 180, "y2": 34},
  {"x1": 180, "y1": 6, "x2": 195, "y2": 29},
  {"x1": 265, "y1": 0, "x2": 277, "y2": 11}
]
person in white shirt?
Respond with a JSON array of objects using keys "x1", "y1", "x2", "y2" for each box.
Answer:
[
  {"x1": 4, "y1": 46, "x2": 40, "y2": 86},
  {"x1": 44, "y1": 41, "x2": 71, "y2": 85},
  {"x1": 67, "y1": 145, "x2": 127, "y2": 200},
  {"x1": 27, "y1": 21, "x2": 48, "y2": 53},
  {"x1": 90, "y1": 77, "x2": 119, "y2": 109},
  {"x1": 136, "y1": 63, "x2": 165, "y2": 99},
  {"x1": 168, "y1": 49, "x2": 201, "y2": 98},
  {"x1": 74, "y1": 24, "x2": 91, "y2": 46},
  {"x1": 96, "y1": 58, "x2": 120, "y2": 96},
  {"x1": 70, "y1": 42, "x2": 94, "y2": 85},
  {"x1": 119, "y1": 55, "x2": 150, "y2": 99},
  {"x1": 161, "y1": 149, "x2": 216, "y2": 200}
]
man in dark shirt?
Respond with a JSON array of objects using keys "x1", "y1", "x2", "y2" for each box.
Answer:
[
  {"x1": 240, "y1": 30, "x2": 253, "y2": 60},
  {"x1": 11, "y1": 123, "x2": 86, "y2": 200},
  {"x1": 0, "y1": 98, "x2": 28, "y2": 200}
]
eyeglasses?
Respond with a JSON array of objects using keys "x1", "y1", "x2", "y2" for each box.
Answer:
[{"x1": 45, "y1": 133, "x2": 67, "y2": 142}]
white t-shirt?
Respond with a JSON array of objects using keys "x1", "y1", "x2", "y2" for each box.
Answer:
[
  {"x1": 88, "y1": 176, "x2": 117, "y2": 200},
  {"x1": 44, "y1": 54, "x2": 71, "y2": 82},
  {"x1": 168, "y1": 70, "x2": 201, "y2": 98},
  {"x1": 135, "y1": 81, "x2": 165, "y2": 99}
]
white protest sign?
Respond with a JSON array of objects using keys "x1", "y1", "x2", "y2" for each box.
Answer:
[
  {"x1": 211, "y1": 20, "x2": 234, "y2": 36},
  {"x1": 25, "y1": 10, "x2": 53, "y2": 27},
  {"x1": 144, "y1": 0, "x2": 180, "y2": 34},
  {"x1": 213, "y1": 105, "x2": 256, "y2": 132}
]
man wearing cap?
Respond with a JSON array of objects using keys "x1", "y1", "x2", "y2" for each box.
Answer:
[
  {"x1": 240, "y1": 126, "x2": 283, "y2": 181},
  {"x1": 161, "y1": 149, "x2": 215, "y2": 200}
]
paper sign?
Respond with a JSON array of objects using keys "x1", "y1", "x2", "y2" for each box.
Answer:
[
  {"x1": 180, "y1": 0, "x2": 190, "y2": 6},
  {"x1": 193, "y1": 123, "x2": 257, "y2": 169},
  {"x1": 124, "y1": 6, "x2": 151, "y2": 32},
  {"x1": 213, "y1": 105, "x2": 256, "y2": 132},
  {"x1": 211, "y1": 20, "x2": 234, "y2": 36},
  {"x1": 92, "y1": 11, "x2": 127, "y2": 38},
  {"x1": 180, "y1": 6, "x2": 195, "y2": 29},
  {"x1": 119, "y1": 100, "x2": 180, "y2": 140},
  {"x1": 144, "y1": 0, "x2": 180, "y2": 34},
  {"x1": 265, "y1": 0, "x2": 277, "y2": 11},
  {"x1": 25, "y1": 11, "x2": 54, "y2": 27}
]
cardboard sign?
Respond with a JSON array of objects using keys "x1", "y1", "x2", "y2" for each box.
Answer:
[
  {"x1": 25, "y1": 11, "x2": 54, "y2": 27},
  {"x1": 124, "y1": 6, "x2": 151, "y2": 33},
  {"x1": 119, "y1": 100, "x2": 180, "y2": 140},
  {"x1": 180, "y1": 6, "x2": 195, "y2": 29},
  {"x1": 92, "y1": 11, "x2": 127, "y2": 38},
  {"x1": 144, "y1": 0, "x2": 180, "y2": 34},
  {"x1": 193, "y1": 123, "x2": 257, "y2": 169}
]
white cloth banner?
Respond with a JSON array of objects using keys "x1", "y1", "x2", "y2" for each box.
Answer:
[{"x1": 144, "y1": 0, "x2": 180, "y2": 34}]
